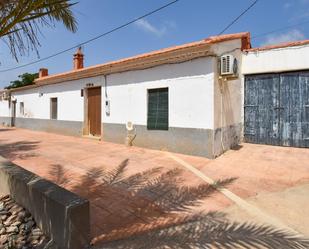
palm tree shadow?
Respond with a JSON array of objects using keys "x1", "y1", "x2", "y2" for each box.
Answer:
[
  {"x1": 49, "y1": 164, "x2": 70, "y2": 186},
  {"x1": 102, "y1": 212, "x2": 309, "y2": 249},
  {"x1": 0, "y1": 140, "x2": 39, "y2": 160},
  {"x1": 48, "y1": 160, "x2": 309, "y2": 249}
]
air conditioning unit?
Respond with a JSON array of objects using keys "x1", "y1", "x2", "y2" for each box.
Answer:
[{"x1": 220, "y1": 54, "x2": 238, "y2": 76}]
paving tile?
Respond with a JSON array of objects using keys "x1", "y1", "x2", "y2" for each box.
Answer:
[{"x1": 1, "y1": 127, "x2": 309, "y2": 245}]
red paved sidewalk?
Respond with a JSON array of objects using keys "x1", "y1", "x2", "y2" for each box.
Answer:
[{"x1": 1, "y1": 127, "x2": 309, "y2": 246}]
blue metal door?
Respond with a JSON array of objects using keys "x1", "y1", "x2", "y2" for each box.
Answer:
[{"x1": 244, "y1": 71, "x2": 309, "y2": 147}]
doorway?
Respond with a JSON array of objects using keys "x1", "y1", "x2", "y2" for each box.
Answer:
[
  {"x1": 11, "y1": 100, "x2": 16, "y2": 127},
  {"x1": 244, "y1": 71, "x2": 309, "y2": 147},
  {"x1": 87, "y1": 87, "x2": 102, "y2": 137}
]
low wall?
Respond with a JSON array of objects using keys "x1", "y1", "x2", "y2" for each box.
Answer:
[
  {"x1": 103, "y1": 123, "x2": 214, "y2": 158},
  {"x1": 0, "y1": 156, "x2": 90, "y2": 249},
  {"x1": 0, "y1": 116, "x2": 83, "y2": 137},
  {"x1": 14, "y1": 117, "x2": 83, "y2": 137},
  {"x1": 0, "y1": 116, "x2": 11, "y2": 127}
]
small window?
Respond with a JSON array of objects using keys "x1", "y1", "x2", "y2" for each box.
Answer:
[
  {"x1": 50, "y1": 98, "x2": 58, "y2": 120},
  {"x1": 147, "y1": 88, "x2": 168, "y2": 130},
  {"x1": 20, "y1": 102, "x2": 24, "y2": 115}
]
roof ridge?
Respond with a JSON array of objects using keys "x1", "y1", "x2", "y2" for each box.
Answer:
[
  {"x1": 6, "y1": 32, "x2": 250, "y2": 91},
  {"x1": 246, "y1": 39, "x2": 309, "y2": 52}
]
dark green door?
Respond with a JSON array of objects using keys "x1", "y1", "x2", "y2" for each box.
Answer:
[{"x1": 244, "y1": 71, "x2": 309, "y2": 147}]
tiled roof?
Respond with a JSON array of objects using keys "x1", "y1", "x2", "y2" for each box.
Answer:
[
  {"x1": 246, "y1": 39, "x2": 309, "y2": 52},
  {"x1": 7, "y1": 32, "x2": 250, "y2": 92}
]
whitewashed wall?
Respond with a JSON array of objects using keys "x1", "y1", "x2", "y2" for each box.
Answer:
[
  {"x1": 11, "y1": 75, "x2": 104, "y2": 121},
  {"x1": 212, "y1": 39, "x2": 243, "y2": 129},
  {"x1": 242, "y1": 44, "x2": 309, "y2": 74},
  {"x1": 2, "y1": 57, "x2": 216, "y2": 130},
  {"x1": 103, "y1": 57, "x2": 215, "y2": 129},
  {"x1": 0, "y1": 100, "x2": 10, "y2": 117},
  {"x1": 1, "y1": 57, "x2": 215, "y2": 132}
]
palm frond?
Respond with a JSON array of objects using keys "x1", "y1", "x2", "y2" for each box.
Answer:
[
  {"x1": 48, "y1": 163, "x2": 309, "y2": 249},
  {"x1": 0, "y1": 0, "x2": 77, "y2": 60},
  {"x1": 104, "y1": 159, "x2": 129, "y2": 185},
  {"x1": 155, "y1": 177, "x2": 237, "y2": 213},
  {"x1": 136, "y1": 168, "x2": 183, "y2": 198},
  {"x1": 114, "y1": 167, "x2": 163, "y2": 191},
  {"x1": 48, "y1": 164, "x2": 69, "y2": 186},
  {"x1": 101, "y1": 212, "x2": 309, "y2": 249}
]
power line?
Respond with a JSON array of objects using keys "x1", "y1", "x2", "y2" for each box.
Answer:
[
  {"x1": 251, "y1": 19, "x2": 309, "y2": 39},
  {"x1": 0, "y1": 0, "x2": 180, "y2": 73},
  {"x1": 218, "y1": 0, "x2": 259, "y2": 35}
]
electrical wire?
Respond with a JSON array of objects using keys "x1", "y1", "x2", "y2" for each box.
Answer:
[
  {"x1": 0, "y1": 0, "x2": 180, "y2": 73},
  {"x1": 218, "y1": 0, "x2": 259, "y2": 35},
  {"x1": 251, "y1": 19, "x2": 309, "y2": 40}
]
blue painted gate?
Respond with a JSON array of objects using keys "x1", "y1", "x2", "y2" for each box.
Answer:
[{"x1": 244, "y1": 71, "x2": 309, "y2": 147}]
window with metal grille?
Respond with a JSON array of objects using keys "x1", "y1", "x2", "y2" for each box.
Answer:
[
  {"x1": 50, "y1": 98, "x2": 58, "y2": 120},
  {"x1": 19, "y1": 102, "x2": 24, "y2": 115},
  {"x1": 147, "y1": 88, "x2": 168, "y2": 130}
]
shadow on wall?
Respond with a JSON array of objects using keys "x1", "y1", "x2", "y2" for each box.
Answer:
[
  {"x1": 48, "y1": 160, "x2": 309, "y2": 249},
  {"x1": 12, "y1": 75, "x2": 104, "y2": 95},
  {"x1": 0, "y1": 140, "x2": 40, "y2": 161}
]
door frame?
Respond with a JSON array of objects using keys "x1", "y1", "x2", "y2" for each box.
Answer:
[
  {"x1": 83, "y1": 86, "x2": 102, "y2": 137},
  {"x1": 11, "y1": 100, "x2": 16, "y2": 127}
]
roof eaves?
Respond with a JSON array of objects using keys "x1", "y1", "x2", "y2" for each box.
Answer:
[
  {"x1": 245, "y1": 39, "x2": 309, "y2": 52},
  {"x1": 11, "y1": 32, "x2": 250, "y2": 92}
]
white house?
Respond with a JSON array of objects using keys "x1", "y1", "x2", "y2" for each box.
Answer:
[
  {"x1": 242, "y1": 41, "x2": 309, "y2": 148},
  {"x1": 1, "y1": 32, "x2": 308, "y2": 158}
]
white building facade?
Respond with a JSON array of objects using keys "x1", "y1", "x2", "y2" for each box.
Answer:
[
  {"x1": 9, "y1": 32, "x2": 308, "y2": 158},
  {"x1": 241, "y1": 42, "x2": 309, "y2": 148}
]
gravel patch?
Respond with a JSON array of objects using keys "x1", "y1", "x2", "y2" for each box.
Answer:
[{"x1": 0, "y1": 195, "x2": 48, "y2": 249}]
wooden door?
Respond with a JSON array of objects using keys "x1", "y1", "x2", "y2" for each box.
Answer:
[
  {"x1": 244, "y1": 71, "x2": 309, "y2": 147},
  {"x1": 280, "y1": 71, "x2": 309, "y2": 147},
  {"x1": 244, "y1": 74, "x2": 280, "y2": 145},
  {"x1": 87, "y1": 87, "x2": 101, "y2": 136}
]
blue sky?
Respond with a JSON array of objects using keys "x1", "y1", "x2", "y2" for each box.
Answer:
[{"x1": 0, "y1": 0, "x2": 309, "y2": 88}]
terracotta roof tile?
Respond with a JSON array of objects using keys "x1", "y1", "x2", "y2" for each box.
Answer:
[
  {"x1": 246, "y1": 39, "x2": 309, "y2": 52},
  {"x1": 7, "y1": 32, "x2": 250, "y2": 92},
  {"x1": 34, "y1": 32, "x2": 250, "y2": 82}
]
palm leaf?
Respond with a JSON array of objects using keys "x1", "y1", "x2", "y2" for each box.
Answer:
[
  {"x1": 101, "y1": 212, "x2": 309, "y2": 249},
  {"x1": 0, "y1": 0, "x2": 77, "y2": 60},
  {"x1": 104, "y1": 159, "x2": 129, "y2": 185}
]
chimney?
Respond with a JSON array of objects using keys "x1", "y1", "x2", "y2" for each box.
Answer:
[
  {"x1": 73, "y1": 47, "x2": 84, "y2": 70},
  {"x1": 39, "y1": 68, "x2": 48, "y2": 78}
]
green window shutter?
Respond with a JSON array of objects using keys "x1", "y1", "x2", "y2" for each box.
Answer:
[{"x1": 147, "y1": 88, "x2": 168, "y2": 130}]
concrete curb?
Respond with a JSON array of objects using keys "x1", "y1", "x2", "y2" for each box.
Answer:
[{"x1": 0, "y1": 156, "x2": 90, "y2": 249}]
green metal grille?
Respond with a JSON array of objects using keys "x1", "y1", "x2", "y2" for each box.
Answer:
[{"x1": 147, "y1": 88, "x2": 168, "y2": 130}]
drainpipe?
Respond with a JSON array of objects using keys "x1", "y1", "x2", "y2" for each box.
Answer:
[
  {"x1": 219, "y1": 77, "x2": 225, "y2": 153},
  {"x1": 104, "y1": 75, "x2": 110, "y2": 116},
  {"x1": 103, "y1": 75, "x2": 108, "y2": 99}
]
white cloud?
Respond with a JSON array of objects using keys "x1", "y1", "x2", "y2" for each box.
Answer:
[
  {"x1": 292, "y1": 11, "x2": 309, "y2": 21},
  {"x1": 283, "y1": 2, "x2": 293, "y2": 9},
  {"x1": 135, "y1": 19, "x2": 169, "y2": 37},
  {"x1": 288, "y1": 0, "x2": 309, "y2": 21},
  {"x1": 300, "y1": 0, "x2": 309, "y2": 4},
  {"x1": 262, "y1": 29, "x2": 305, "y2": 46}
]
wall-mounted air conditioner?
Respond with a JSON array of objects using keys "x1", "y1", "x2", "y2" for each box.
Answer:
[{"x1": 220, "y1": 54, "x2": 238, "y2": 76}]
